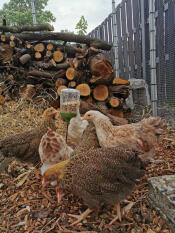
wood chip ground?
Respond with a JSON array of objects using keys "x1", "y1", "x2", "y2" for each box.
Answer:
[{"x1": 0, "y1": 101, "x2": 175, "y2": 233}]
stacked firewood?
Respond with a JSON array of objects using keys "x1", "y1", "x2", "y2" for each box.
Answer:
[{"x1": 0, "y1": 24, "x2": 132, "y2": 118}]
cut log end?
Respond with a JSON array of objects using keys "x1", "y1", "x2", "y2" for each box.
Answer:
[
  {"x1": 34, "y1": 43, "x2": 45, "y2": 52},
  {"x1": 1, "y1": 35, "x2": 6, "y2": 42},
  {"x1": 93, "y1": 85, "x2": 109, "y2": 101},
  {"x1": 108, "y1": 97, "x2": 120, "y2": 108},
  {"x1": 76, "y1": 83, "x2": 91, "y2": 97},
  {"x1": 66, "y1": 67, "x2": 76, "y2": 80},
  {"x1": 57, "y1": 85, "x2": 67, "y2": 96},
  {"x1": 35, "y1": 52, "x2": 42, "y2": 59},
  {"x1": 55, "y1": 78, "x2": 67, "y2": 88},
  {"x1": 112, "y1": 77, "x2": 130, "y2": 85},
  {"x1": 47, "y1": 43, "x2": 54, "y2": 51},
  {"x1": 53, "y1": 50, "x2": 64, "y2": 63},
  {"x1": 68, "y1": 81, "x2": 76, "y2": 88}
]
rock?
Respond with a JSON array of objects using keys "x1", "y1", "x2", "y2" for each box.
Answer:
[{"x1": 148, "y1": 175, "x2": 175, "y2": 233}]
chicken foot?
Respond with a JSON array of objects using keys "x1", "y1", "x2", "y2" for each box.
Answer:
[
  {"x1": 68, "y1": 208, "x2": 93, "y2": 226},
  {"x1": 109, "y1": 201, "x2": 135, "y2": 225}
]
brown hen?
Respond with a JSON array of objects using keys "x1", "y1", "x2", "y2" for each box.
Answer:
[
  {"x1": 83, "y1": 110, "x2": 167, "y2": 161},
  {"x1": 0, "y1": 107, "x2": 57, "y2": 166},
  {"x1": 42, "y1": 146, "x2": 146, "y2": 225}
]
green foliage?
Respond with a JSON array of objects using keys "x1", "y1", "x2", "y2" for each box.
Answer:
[
  {"x1": 60, "y1": 29, "x2": 74, "y2": 34},
  {"x1": 75, "y1": 16, "x2": 88, "y2": 35},
  {"x1": 0, "y1": 0, "x2": 56, "y2": 26}
]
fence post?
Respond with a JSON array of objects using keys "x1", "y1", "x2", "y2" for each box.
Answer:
[
  {"x1": 140, "y1": 0, "x2": 146, "y2": 81},
  {"x1": 112, "y1": 0, "x2": 119, "y2": 77},
  {"x1": 31, "y1": 0, "x2": 37, "y2": 26},
  {"x1": 149, "y1": 0, "x2": 158, "y2": 116}
]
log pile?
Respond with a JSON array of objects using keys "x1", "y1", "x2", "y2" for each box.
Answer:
[{"x1": 0, "y1": 24, "x2": 132, "y2": 118}]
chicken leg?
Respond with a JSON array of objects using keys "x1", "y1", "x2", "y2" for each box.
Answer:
[
  {"x1": 68, "y1": 208, "x2": 93, "y2": 226},
  {"x1": 109, "y1": 201, "x2": 134, "y2": 225},
  {"x1": 56, "y1": 187, "x2": 64, "y2": 204}
]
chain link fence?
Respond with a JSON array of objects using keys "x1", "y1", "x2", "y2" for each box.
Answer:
[{"x1": 88, "y1": 0, "x2": 175, "y2": 125}]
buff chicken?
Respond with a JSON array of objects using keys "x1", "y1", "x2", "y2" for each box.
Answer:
[
  {"x1": 42, "y1": 146, "x2": 147, "y2": 225},
  {"x1": 83, "y1": 110, "x2": 167, "y2": 161},
  {"x1": 39, "y1": 128, "x2": 74, "y2": 177},
  {"x1": 0, "y1": 107, "x2": 58, "y2": 165},
  {"x1": 68, "y1": 110, "x2": 89, "y2": 141}
]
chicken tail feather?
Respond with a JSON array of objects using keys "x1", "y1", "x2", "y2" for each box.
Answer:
[{"x1": 141, "y1": 117, "x2": 167, "y2": 135}]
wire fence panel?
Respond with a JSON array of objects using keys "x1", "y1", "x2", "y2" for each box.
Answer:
[
  {"x1": 164, "y1": 0, "x2": 175, "y2": 106},
  {"x1": 116, "y1": 5, "x2": 124, "y2": 77},
  {"x1": 132, "y1": 0, "x2": 142, "y2": 79},
  {"x1": 126, "y1": 0, "x2": 134, "y2": 79},
  {"x1": 88, "y1": 0, "x2": 175, "y2": 110},
  {"x1": 121, "y1": 1, "x2": 128, "y2": 80},
  {"x1": 155, "y1": 0, "x2": 166, "y2": 106}
]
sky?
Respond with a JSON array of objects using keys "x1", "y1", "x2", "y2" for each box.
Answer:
[{"x1": 0, "y1": 0, "x2": 121, "y2": 33}]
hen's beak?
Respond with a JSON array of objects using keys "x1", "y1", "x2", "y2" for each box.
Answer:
[{"x1": 82, "y1": 115, "x2": 87, "y2": 121}]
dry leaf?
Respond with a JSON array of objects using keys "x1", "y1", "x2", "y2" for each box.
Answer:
[
  {"x1": 15, "y1": 170, "x2": 32, "y2": 187},
  {"x1": 146, "y1": 229, "x2": 156, "y2": 233}
]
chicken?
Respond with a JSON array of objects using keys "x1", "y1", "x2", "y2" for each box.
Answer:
[
  {"x1": 68, "y1": 110, "x2": 89, "y2": 141},
  {"x1": 39, "y1": 128, "x2": 74, "y2": 177},
  {"x1": 0, "y1": 107, "x2": 58, "y2": 165},
  {"x1": 83, "y1": 110, "x2": 167, "y2": 161},
  {"x1": 74, "y1": 122, "x2": 100, "y2": 153},
  {"x1": 42, "y1": 146, "x2": 146, "y2": 225}
]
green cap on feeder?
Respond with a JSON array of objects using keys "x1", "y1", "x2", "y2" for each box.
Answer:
[{"x1": 60, "y1": 88, "x2": 80, "y2": 124}]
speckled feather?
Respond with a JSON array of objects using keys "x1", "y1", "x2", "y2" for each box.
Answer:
[
  {"x1": 57, "y1": 146, "x2": 145, "y2": 210},
  {"x1": 39, "y1": 128, "x2": 73, "y2": 173}
]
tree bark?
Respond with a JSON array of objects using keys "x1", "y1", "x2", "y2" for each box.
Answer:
[
  {"x1": 0, "y1": 24, "x2": 54, "y2": 33},
  {"x1": 89, "y1": 53, "x2": 114, "y2": 84},
  {"x1": 28, "y1": 70, "x2": 52, "y2": 79},
  {"x1": 19, "y1": 54, "x2": 31, "y2": 65},
  {"x1": 4, "y1": 32, "x2": 112, "y2": 50},
  {"x1": 109, "y1": 85, "x2": 132, "y2": 99},
  {"x1": 80, "y1": 100, "x2": 128, "y2": 125}
]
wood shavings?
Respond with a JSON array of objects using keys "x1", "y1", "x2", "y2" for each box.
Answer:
[{"x1": 0, "y1": 101, "x2": 174, "y2": 232}]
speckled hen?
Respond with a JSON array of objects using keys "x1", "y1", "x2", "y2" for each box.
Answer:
[{"x1": 42, "y1": 146, "x2": 147, "y2": 225}]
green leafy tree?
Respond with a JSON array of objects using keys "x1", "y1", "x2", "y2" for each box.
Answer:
[
  {"x1": 0, "y1": 0, "x2": 56, "y2": 26},
  {"x1": 75, "y1": 16, "x2": 88, "y2": 35}
]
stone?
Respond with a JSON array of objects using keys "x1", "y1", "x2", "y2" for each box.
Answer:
[{"x1": 148, "y1": 175, "x2": 175, "y2": 233}]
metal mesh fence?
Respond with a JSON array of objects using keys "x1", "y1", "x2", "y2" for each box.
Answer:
[{"x1": 88, "y1": 0, "x2": 175, "y2": 118}]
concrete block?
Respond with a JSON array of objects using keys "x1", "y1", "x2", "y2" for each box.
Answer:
[
  {"x1": 148, "y1": 175, "x2": 175, "y2": 233},
  {"x1": 126, "y1": 78, "x2": 151, "y2": 110}
]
